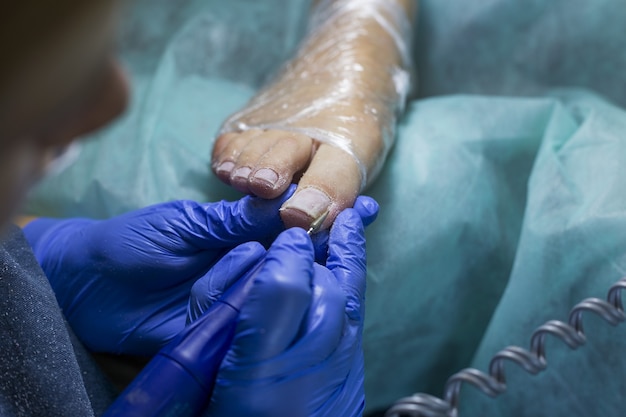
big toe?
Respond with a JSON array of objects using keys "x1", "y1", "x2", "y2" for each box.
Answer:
[{"x1": 280, "y1": 144, "x2": 362, "y2": 230}]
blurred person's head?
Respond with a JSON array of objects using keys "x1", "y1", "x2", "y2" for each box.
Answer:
[{"x1": 0, "y1": 0, "x2": 129, "y2": 226}]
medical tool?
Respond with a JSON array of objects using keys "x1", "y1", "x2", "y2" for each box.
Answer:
[
  {"x1": 307, "y1": 210, "x2": 330, "y2": 235},
  {"x1": 102, "y1": 213, "x2": 329, "y2": 417},
  {"x1": 385, "y1": 277, "x2": 626, "y2": 417}
]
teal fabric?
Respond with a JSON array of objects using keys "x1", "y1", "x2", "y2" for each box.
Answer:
[
  {"x1": 24, "y1": 0, "x2": 626, "y2": 415},
  {"x1": 459, "y1": 91, "x2": 626, "y2": 417},
  {"x1": 413, "y1": 0, "x2": 626, "y2": 107},
  {"x1": 365, "y1": 91, "x2": 626, "y2": 415}
]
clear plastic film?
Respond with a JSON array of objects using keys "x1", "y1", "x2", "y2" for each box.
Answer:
[{"x1": 219, "y1": 0, "x2": 415, "y2": 189}]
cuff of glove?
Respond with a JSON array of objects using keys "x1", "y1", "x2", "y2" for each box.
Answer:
[{"x1": 23, "y1": 218, "x2": 93, "y2": 255}]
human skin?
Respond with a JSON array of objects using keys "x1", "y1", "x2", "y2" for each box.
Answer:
[
  {"x1": 211, "y1": 0, "x2": 417, "y2": 230},
  {"x1": 1, "y1": 0, "x2": 129, "y2": 229}
]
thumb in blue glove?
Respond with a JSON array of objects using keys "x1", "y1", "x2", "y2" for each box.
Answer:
[{"x1": 23, "y1": 188, "x2": 295, "y2": 355}]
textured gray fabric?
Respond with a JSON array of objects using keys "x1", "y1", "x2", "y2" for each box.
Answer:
[{"x1": 0, "y1": 225, "x2": 116, "y2": 417}]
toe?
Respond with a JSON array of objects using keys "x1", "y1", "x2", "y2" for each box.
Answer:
[
  {"x1": 213, "y1": 129, "x2": 314, "y2": 199},
  {"x1": 212, "y1": 129, "x2": 263, "y2": 185},
  {"x1": 248, "y1": 130, "x2": 314, "y2": 198},
  {"x1": 280, "y1": 143, "x2": 362, "y2": 230}
]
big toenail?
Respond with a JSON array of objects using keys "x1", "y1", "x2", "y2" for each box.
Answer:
[
  {"x1": 252, "y1": 168, "x2": 279, "y2": 187},
  {"x1": 232, "y1": 166, "x2": 252, "y2": 180},
  {"x1": 282, "y1": 187, "x2": 331, "y2": 219},
  {"x1": 216, "y1": 161, "x2": 235, "y2": 174}
]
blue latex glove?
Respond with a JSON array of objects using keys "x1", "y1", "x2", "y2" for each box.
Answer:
[
  {"x1": 187, "y1": 196, "x2": 378, "y2": 417},
  {"x1": 23, "y1": 190, "x2": 294, "y2": 355}
]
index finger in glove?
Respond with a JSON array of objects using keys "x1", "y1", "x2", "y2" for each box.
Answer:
[
  {"x1": 225, "y1": 228, "x2": 314, "y2": 365},
  {"x1": 326, "y1": 206, "x2": 372, "y2": 323},
  {"x1": 186, "y1": 241, "x2": 266, "y2": 324},
  {"x1": 353, "y1": 195, "x2": 379, "y2": 227},
  {"x1": 215, "y1": 257, "x2": 346, "y2": 383},
  {"x1": 275, "y1": 263, "x2": 347, "y2": 367},
  {"x1": 311, "y1": 196, "x2": 379, "y2": 264}
]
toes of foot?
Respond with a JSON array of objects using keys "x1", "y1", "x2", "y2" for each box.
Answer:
[
  {"x1": 215, "y1": 161, "x2": 288, "y2": 198},
  {"x1": 229, "y1": 166, "x2": 253, "y2": 193},
  {"x1": 212, "y1": 129, "x2": 314, "y2": 199},
  {"x1": 248, "y1": 168, "x2": 285, "y2": 198},
  {"x1": 212, "y1": 130, "x2": 262, "y2": 187},
  {"x1": 213, "y1": 160, "x2": 236, "y2": 184}
]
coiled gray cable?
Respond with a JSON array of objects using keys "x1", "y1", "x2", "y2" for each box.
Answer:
[{"x1": 385, "y1": 277, "x2": 626, "y2": 417}]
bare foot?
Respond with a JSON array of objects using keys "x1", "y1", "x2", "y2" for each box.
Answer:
[{"x1": 212, "y1": 0, "x2": 415, "y2": 230}]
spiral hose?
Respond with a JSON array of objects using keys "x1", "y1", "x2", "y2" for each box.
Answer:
[{"x1": 385, "y1": 277, "x2": 626, "y2": 417}]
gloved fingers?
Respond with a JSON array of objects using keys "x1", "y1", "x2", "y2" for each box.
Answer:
[
  {"x1": 352, "y1": 195, "x2": 379, "y2": 227},
  {"x1": 216, "y1": 264, "x2": 347, "y2": 382},
  {"x1": 311, "y1": 195, "x2": 379, "y2": 265},
  {"x1": 311, "y1": 229, "x2": 330, "y2": 264},
  {"x1": 196, "y1": 185, "x2": 297, "y2": 248},
  {"x1": 285, "y1": 264, "x2": 348, "y2": 363},
  {"x1": 186, "y1": 241, "x2": 266, "y2": 323},
  {"x1": 325, "y1": 207, "x2": 369, "y2": 323},
  {"x1": 224, "y1": 228, "x2": 314, "y2": 365}
]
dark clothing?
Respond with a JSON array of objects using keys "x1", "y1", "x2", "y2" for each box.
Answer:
[{"x1": 0, "y1": 225, "x2": 116, "y2": 416}]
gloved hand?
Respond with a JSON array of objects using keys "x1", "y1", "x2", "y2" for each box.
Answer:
[
  {"x1": 188, "y1": 196, "x2": 378, "y2": 417},
  {"x1": 23, "y1": 189, "x2": 294, "y2": 355}
]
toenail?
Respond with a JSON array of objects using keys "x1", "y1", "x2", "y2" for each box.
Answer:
[
  {"x1": 282, "y1": 187, "x2": 332, "y2": 219},
  {"x1": 232, "y1": 166, "x2": 252, "y2": 180},
  {"x1": 215, "y1": 161, "x2": 235, "y2": 174},
  {"x1": 252, "y1": 168, "x2": 279, "y2": 187}
]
